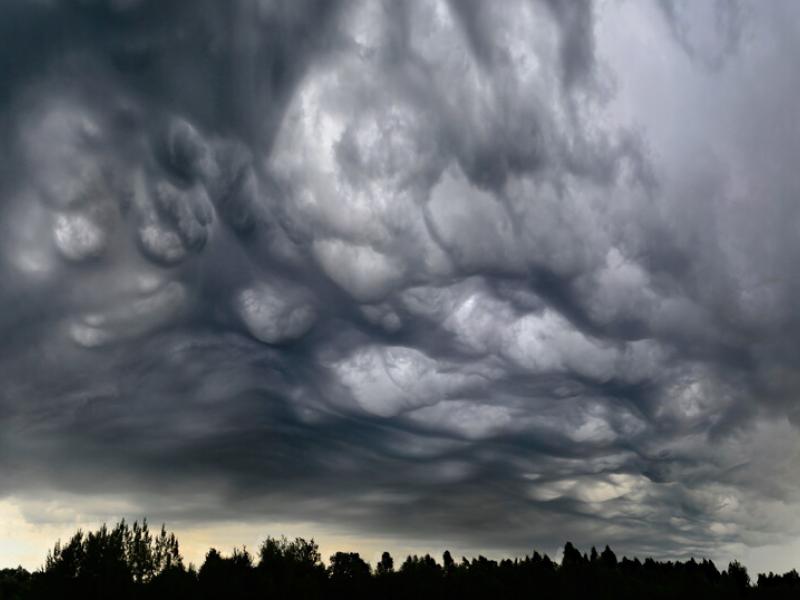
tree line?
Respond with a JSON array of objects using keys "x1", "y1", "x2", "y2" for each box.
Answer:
[{"x1": 1, "y1": 520, "x2": 800, "y2": 599}]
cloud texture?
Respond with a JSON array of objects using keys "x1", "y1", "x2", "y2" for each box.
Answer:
[{"x1": 3, "y1": 0, "x2": 800, "y2": 565}]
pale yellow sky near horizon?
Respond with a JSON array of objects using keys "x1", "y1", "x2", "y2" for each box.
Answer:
[
  {"x1": 6, "y1": 0, "x2": 800, "y2": 583},
  {"x1": 2, "y1": 496, "x2": 800, "y2": 578},
  {"x1": 0, "y1": 497, "x2": 509, "y2": 573}
]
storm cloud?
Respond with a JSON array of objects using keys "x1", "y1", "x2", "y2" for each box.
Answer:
[{"x1": 3, "y1": 0, "x2": 800, "y2": 568}]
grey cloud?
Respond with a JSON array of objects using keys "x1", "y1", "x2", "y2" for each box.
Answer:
[
  {"x1": 3, "y1": 0, "x2": 800, "y2": 568},
  {"x1": 656, "y1": 0, "x2": 746, "y2": 71}
]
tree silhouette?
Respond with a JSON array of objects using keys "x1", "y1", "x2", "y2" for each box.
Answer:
[
  {"x1": 600, "y1": 545, "x2": 617, "y2": 569},
  {"x1": 198, "y1": 546, "x2": 255, "y2": 600},
  {"x1": 0, "y1": 567, "x2": 31, "y2": 600},
  {"x1": 443, "y1": 550, "x2": 454, "y2": 572},
  {"x1": 32, "y1": 520, "x2": 187, "y2": 600},
  {"x1": 328, "y1": 552, "x2": 371, "y2": 599},
  {"x1": 377, "y1": 551, "x2": 394, "y2": 575},
  {"x1": 726, "y1": 560, "x2": 751, "y2": 598},
  {"x1": 561, "y1": 542, "x2": 584, "y2": 570},
  {"x1": 13, "y1": 522, "x2": 800, "y2": 599},
  {"x1": 256, "y1": 535, "x2": 326, "y2": 599}
]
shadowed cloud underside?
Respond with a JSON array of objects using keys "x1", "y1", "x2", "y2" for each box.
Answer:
[{"x1": 3, "y1": 0, "x2": 800, "y2": 571}]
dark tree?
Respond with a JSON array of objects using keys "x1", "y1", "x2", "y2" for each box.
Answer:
[
  {"x1": 328, "y1": 552, "x2": 371, "y2": 599},
  {"x1": 31, "y1": 520, "x2": 187, "y2": 600},
  {"x1": 13, "y1": 523, "x2": 800, "y2": 600},
  {"x1": 725, "y1": 560, "x2": 751, "y2": 598},
  {"x1": 443, "y1": 550, "x2": 454, "y2": 572},
  {"x1": 256, "y1": 535, "x2": 326, "y2": 599},
  {"x1": 0, "y1": 567, "x2": 31, "y2": 600},
  {"x1": 561, "y1": 542, "x2": 584, "y2": 570},
  {"x1": 377, "y1": 551, "x2": 394, "y2": 575},
  {"x1": 198, "y1": 546, "x2": 255, "y2": 600},
  {"x1": 600, "y1": 545, "x2": 617, "y2": 569}
]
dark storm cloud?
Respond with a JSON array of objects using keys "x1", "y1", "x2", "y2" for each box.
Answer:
[{"x1": 3, "y1": 0, "x2": 800, "y2": 564}]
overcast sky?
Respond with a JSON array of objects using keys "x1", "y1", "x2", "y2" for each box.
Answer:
[{"x1": 4, "y1": 0, "x2": 800, "y2": 574}]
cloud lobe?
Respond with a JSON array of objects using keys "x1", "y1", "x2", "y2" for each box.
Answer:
[{"x1": 3, "y1": 0, "x2": 800, "y2": 567}]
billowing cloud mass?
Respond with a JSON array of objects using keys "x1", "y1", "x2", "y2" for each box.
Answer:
[{"x1": 3, "y1": 0, "x2": 800, "y2": 569}]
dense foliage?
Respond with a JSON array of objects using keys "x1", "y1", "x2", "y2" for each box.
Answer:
[{"x1": 2, "y1": 522, "x2": 800, "y2": 599}]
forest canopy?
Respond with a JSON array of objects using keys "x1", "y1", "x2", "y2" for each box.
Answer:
[{"x1": 2, "y1": 521, "x2": 800, "y2": 599}]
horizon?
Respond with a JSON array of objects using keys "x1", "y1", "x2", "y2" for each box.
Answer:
[
  {"x1": 4, "y1": 0, "x2": 800, "y2": 584},
  {"x1": 0, "y1": 515, "x2": 793, "y2": 577},
  {"x1": 3, "y1": 506, "x2": 800, "y2": 577},
  {"x1": 0, "y1": 520, "x2": 776, "y2": 600}
]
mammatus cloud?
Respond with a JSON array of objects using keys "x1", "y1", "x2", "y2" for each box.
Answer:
[{"x1": 3, "y1": 0, "x2": 800, "y2": 569}]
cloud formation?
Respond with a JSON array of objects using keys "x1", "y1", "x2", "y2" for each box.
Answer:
[{"x1": 3, "y1": 0, "x2": 800, "y2": 567}]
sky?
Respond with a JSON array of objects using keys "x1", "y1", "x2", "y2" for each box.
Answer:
[{"x1": 3, "y1": 0, "x2": 800, "y2": 575}]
